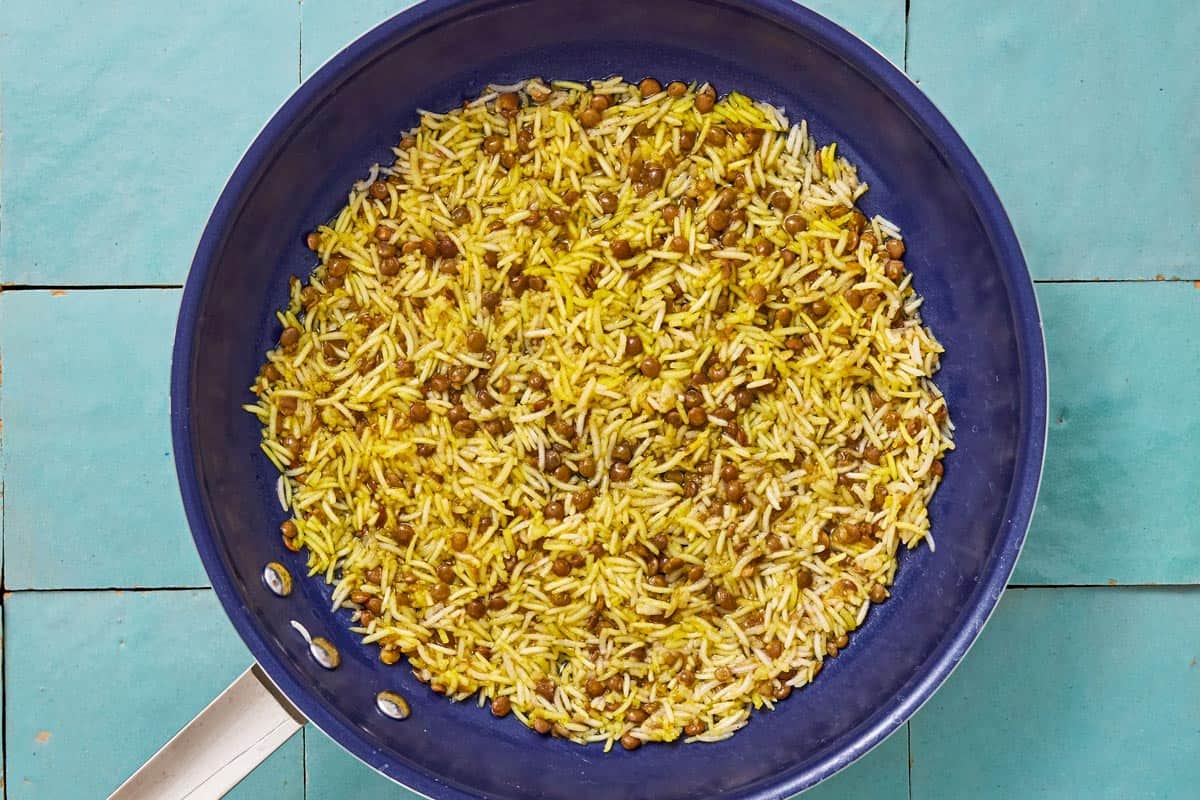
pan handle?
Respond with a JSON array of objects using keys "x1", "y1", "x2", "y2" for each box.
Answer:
[{"x1": 107, "y1": 663, "x2": 307, "y2": 800}]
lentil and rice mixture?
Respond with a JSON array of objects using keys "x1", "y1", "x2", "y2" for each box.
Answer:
[{"x1": 246, "y1": 76, "x2": 952, "y2": 750}]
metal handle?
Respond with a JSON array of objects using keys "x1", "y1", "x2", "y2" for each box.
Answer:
[{"x1": 108, "y1": 664, "x2": 307, "y2": 800}]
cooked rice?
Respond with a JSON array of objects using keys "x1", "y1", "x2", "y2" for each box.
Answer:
[{"x1": 244, "y1": 76, "x2": 953, "y2": 749}]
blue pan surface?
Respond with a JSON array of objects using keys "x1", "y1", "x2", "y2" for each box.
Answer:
[{"x1": 171, "y1": 1, "x2": 1047, "y2": 797}]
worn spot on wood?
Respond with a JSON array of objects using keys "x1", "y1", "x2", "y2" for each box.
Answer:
[
  {"x1": 35, "y1": 731, "x2": 52, "y2": 744},
  {"x1": 50, "y1": 290, "x2": 67, "y2": 296}
]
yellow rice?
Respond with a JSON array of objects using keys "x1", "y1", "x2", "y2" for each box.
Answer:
[{"x1": 245, "y1": 76, "x2": 953, "y2": 749}]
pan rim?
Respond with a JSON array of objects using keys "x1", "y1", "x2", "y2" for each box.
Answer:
[{"x1": 171, "y1": 1, "x2": 1048, "y2": 796}]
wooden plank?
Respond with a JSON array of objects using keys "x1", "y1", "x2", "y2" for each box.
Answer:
[
  {"x1": 803, "y1": 725, "x2": 909, "y2": 800},
  {"x1": 910, "y1": 588, "x2": 1200, "y2": 798},
  {"x1": 0, "y1": 290, "x2": 202, "y2": 588},
  {"x1": 304, "y1": 729, "x2": 423, "y2": 800},
  {"x1": 0, "y1": 0, "x2": 298, "y2": 285},
  {"x1": 3, "y1": 589, "x2": 303, "y2": 799},
  {"x1": 300, "y1": 0, "x2": 907, "y2": 77},
  {"x1": 1015, "y1": 283, "x2": 1200, "y2": 584},
  {"x1": 908, "y1": 0, "x2": 1200, "y2": 281}
]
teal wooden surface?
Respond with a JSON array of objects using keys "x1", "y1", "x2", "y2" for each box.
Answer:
[
  {"x1": 0, "y1": 0, "x2": 298, "y2": 286},
  {"x1": 911, "y1": 588, "x2": 1200, "y2": 799},
  {"x1": 0, "y1": 290, "x2": 201, "y2": 589},
  {"x1": 907, "y1": 0, "x2": 1200, "y2": 282},
  {"x1": 305, "y1": 730, "x2": 421, "y2": 799},
  {"x1": 1016, "y1": 283, "x2": 1200, "y2": 585},
  {"x1": 300, "y1": 0, "x2": 906, "y2": 77},
  {"x1": 0, "y1": 1, "x2": 1197, "y2": 798},
  {"x1": 3, "y1": 590, "x2": 304, "y2": 799},
  {"x1": 801, "y1": 726, "x2": 908, "y2": 800}
]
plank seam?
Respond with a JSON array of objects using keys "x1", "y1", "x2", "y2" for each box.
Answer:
[
  {"x1": 0, "y1": 284, "x2": 182, "y2": 292},
  {"x1": 903, "y1": 0, "x2": 911, "y2": 72},
  {"x1": 297, "y1": 0, "x2": 304, "y2": 85},
  {"x1": 906, "y1": 721, "x2": 913, "y2": 800},
  {"x1": 4, "y1": 586, "x2": 210, "y2": 594}
]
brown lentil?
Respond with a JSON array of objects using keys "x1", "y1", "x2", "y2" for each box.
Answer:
[
  {"x1": 714, "y1": 587, "x2": 737, "y2": 612},
  {"x1": 496, "y1": 92, "x2": 520, "y2": 115},
  {"x1": 638, "y1": 77, "x2": 661, "y2": 97},
  {"x1": 611, "y1": 238, "x2": 633, "y2": 259},
  {"x1": 573, "y1": 487, "x2": 595, "y2": 512},
  {"x1": 783, "y1": 214, "x2": 807, "y2": 235},
  {"x1": 707, "y1": 209, "x2": 730, "y2": 231}
]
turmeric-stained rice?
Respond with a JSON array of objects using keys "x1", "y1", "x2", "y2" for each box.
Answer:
[{"x1": 245, "y1": 76, "x2": 952, "y2": 750}]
